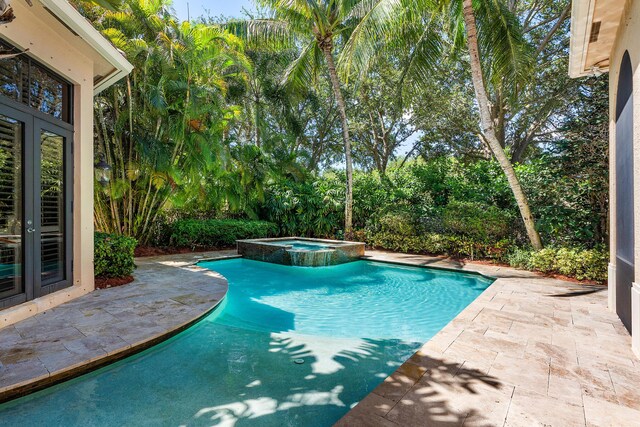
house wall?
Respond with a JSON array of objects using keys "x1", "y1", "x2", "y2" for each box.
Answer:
[
  {"x1": 0, "y1": 1, "x2": 96, "y2": 327},
  {"x1": 609, "y1": 0, "x2": 640, "y2": 357}
]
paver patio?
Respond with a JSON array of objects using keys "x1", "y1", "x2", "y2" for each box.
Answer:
[
  {"x1": 1, "y1": 249, "x2": 638, "y2": 426},
  {"x1": 0, "y1": 250, "x2": 234, "y2": 402}
]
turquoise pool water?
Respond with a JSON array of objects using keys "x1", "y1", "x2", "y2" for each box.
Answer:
[
  {"x1": 265, "y1": 240, "x2": 333, "y2": 251},
  {"x1": 0, "y1": 259, "x2": 492, "y2": 426}
]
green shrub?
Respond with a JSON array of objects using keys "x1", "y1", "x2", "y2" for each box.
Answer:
[
  {"x1": 94, "y1": 233, "x2": 137, "y2": 278},
  {"x1": 377, "y1": 212, "x2": 416, "y2": 236},
  {"x1": 442, "y1": 200, "x2": 512, "y2": 243},
  {"x1": 576, "y1": 249, "x2": 609, "y2": 282},
  {"x1": 168, "y1": 219, "x2": 278, "y2": 248},
  {"x1": 505, "y1": 247, "x2": 532, "y2": 269},
  {"x1": 528, "y1": 248, "x2": 558, "y2": 273},
  {"x1": 366, "y1": 230, "x2": 510, "y2": 260},
  {"x1": 554, "y1": 248, "x2": 581, "y2": 276},
  {"x1": 507, "y1": 246, "x2": 608, "y2": 282}
]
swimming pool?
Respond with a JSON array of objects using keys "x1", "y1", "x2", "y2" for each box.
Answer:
[{"x1": 0, "y1": 258, "x2": 493, "y2": 426}]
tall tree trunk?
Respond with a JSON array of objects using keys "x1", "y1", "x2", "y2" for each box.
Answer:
[
  {"x1": 321, "y1": 44, "x2": 354, "y2": 239},
  {"x1": 254, "y1": 94, "x2": 261, "y2": 147},
  {"x1": 462, "y1": 0, "x2": 543, "y2": 250}
]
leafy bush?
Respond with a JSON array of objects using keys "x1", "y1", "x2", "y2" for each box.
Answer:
[
  {"x1": 505, "y1": 247, "x2": 531, "y2": 269},
  {"x1": 528, "y1": 248, "x2": 558, "y2": 273},
  {"x1": 263, "y1": 178, "x2": 343, "y2": 237},
  {"x1": 168, "y1": 219, "x2": 278, "y2": 248},
  {"x1": 442, "y1": 200, "x2": 512, "y2": 242},
  {"x1": 377, "y1": 212, "x2": 417, "y2": 236},
  {"x1": 506, "y1": 246, "x2": 608, "y2": 282},
  {"x1": 367, "y1": 230, "x2": 511, "y2": 260},
  {"x1": 94, "y1": 233, "x2": 137, "y2": 278}
]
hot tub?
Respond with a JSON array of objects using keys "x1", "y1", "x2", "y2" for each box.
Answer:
[{"x1": 236, "y1": 237, "x2": 365, "y2": 267}]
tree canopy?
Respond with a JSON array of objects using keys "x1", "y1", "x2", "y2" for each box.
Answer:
[{"x1": 81, "y1": 0, "x2": 608, "y2": 256}]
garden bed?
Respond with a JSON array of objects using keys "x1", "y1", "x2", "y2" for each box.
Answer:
[{"x1": 95, "y1": 275, "x2": 134, "y2": 289}]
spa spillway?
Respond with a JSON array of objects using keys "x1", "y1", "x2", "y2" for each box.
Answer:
[{"x1": 236, "y1": 237, "x2": 365, "y2": 267}]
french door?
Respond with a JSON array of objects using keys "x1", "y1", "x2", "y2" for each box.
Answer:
[{"x1": 0, "y1": 102, "x2": 72, "y2": 309}]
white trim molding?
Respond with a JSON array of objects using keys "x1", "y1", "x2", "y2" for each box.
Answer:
[{"x1": 569, "y1": 0, "x2": 597, "y2": 78}]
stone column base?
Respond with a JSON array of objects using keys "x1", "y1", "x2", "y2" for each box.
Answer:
[
  {"x1": 632, "y1": 282, "x2": 640, "y2": 358},
  {"x1": 608, "y1": 262, "x2": 616, "y2": 313}
]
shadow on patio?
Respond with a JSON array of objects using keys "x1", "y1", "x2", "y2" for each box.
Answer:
[{"x1": 339, "y1": 350, "x2": 505, "y2": 426}]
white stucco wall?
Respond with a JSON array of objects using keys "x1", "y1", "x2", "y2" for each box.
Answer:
[
  {"x1": 609, "y1": 0, "x2": 640, "y2": 357},
  {"x1": 0, "y1": 1, "x2": 96, "y2": 327}
]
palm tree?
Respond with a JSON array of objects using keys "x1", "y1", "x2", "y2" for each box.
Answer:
[
  {"x1": 347, "y1": 0, "x2": 543, "y2": 249},
  {"x1": 233, "y1": 0, "x2": 398, "y2": 239},
  {"x1": 459, "y1": 0, "x2": 542, "y2": 249}
]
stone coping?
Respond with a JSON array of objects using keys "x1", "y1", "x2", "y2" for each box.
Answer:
[
  {"x1": 337, "y1": 251, "x2": 639, "y2": 427},
  {"x1": 236, "y1": 236, "x2": 363, "y2": 247},
  {"x1": 0, "y1": 250, "x2": 235, "y2": 404}
]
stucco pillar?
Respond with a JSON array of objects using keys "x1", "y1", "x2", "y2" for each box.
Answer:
[{"x1": 73, "y1": 79, "x2": 95, "y2": 293}]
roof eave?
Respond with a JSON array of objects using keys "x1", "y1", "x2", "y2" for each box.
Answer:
[
  {"x1": 569, "y1": 0, "x2": 599, "y2": 78},
  {"x1": 38, "y1": 0, "x2": 133, "y2": 94}
]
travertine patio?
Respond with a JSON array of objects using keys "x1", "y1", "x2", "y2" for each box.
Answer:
[
  {"x1": 0, "y1": 249, "x2": 638, "y2": 426},
  {"x1": 0, "y1": 250, "x2": 234, "y2": 402},
  {"x1": 339, "y1": 251, "x2": 640, "y2": 427}
]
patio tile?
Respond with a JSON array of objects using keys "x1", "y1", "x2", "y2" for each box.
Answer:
[
  {"x1": 0, "y1": 359, "x2": 49, "y2": 391},
  {"x1": 583, "y1": 395, "x2": 640, "y2": 427},
  {"x1": 488, "y1": 353, "x2": 550, "y2": 393},
  {"x1": 335, "y1": 412, "x2": 399, "y2": 427},
  {"x1": 607, "y1": 363, "x2": 640, "y2": 409},
  {"x1": 38, "y1": 347, "x2": 103, "y2": 373},
  {"x1": 525, "y1": 340, "x2": 578, "y2": 365},
  {"x1": 505, "y1": 388, "x2": 585, "y2": 427},
  {"x1": 547, "y1": 371, "x2": 583, "y2": 406},
  {"x1": 373, "y1": 360, "x2": 429, "y2": 402},
  {"x1": 351, "y1": 391, "x2": 395, "y2": 418},
  {"x1": 385, "y1": 367, "x2": 511, "y2": 427}
]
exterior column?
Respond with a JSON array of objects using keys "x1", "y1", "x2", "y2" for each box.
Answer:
[{"x1": 73, "y1": 80, "x2": 95, "y2": 293}]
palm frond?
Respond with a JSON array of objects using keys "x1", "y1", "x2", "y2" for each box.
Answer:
[
  {"x1": 474, "y1": 0, "x2": 534, "y2": 90},
  {"x1": 281, "y1": 39, "x2": 322, "y2": 90},
  {"x1": 337, "y1": 0, "x2": 403, "y2": 82}
]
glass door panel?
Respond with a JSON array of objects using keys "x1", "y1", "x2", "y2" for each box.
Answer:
[
  {"x1": 39, "y1": 130, "x2": 65, "y2": 286},
  {"x1": 0, "y1": 114, "x2": 23, "y2": 300}
]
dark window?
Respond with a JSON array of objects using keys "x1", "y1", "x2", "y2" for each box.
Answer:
[{"x1": 0, "y1": 40, "x2": 72, "y2": 123}]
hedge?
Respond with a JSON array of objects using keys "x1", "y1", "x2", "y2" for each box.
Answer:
[
  {"x1": 167, "y1": 219, "x2": 278, "y2": 248},
  {"x1": 94, "y1": 232, "x2": 137, "y2": 278},
  {"x1": 368, "y1": 231, "x2": 608, "y2": 283},
  {"x1": 367, "y1": 231, "x2": 511, "y2": 260}
]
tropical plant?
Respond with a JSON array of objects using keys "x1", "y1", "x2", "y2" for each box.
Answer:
[
  {"x1": 457, "y1": 0, "x2": 543, "y2": 249},
  {"x1": 351, "y1": 0, "x2": 547, "y2": 249},
  {"x1": 230, "y1": 0, "x2": 401, "y2": 239},
  {"x1": 92, "y1": 0, "x2": 251, "y2": 243}
]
